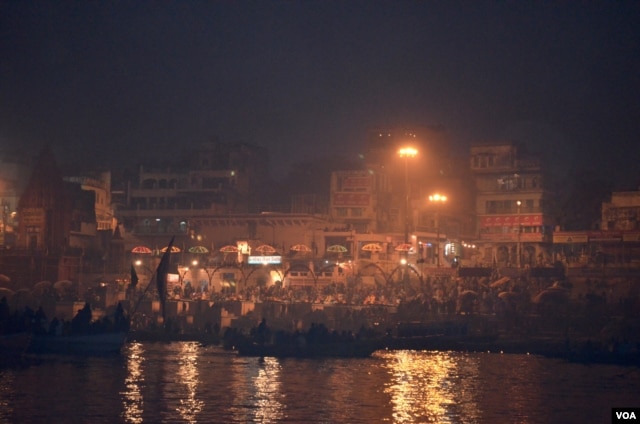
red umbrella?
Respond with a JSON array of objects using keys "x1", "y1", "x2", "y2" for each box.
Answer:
[
  {"x1": 361, "y1": 243, "x2": 383, "y2": 252},
  {"x1": 131, "y1": 246, "x2": 152, "y2": 254},
  {"x1": 394, "y1": 243, "x2": 413, "y2": 252},
  {"x1": 161, "y1": 245, "x2": 181, "y2": 253},
  {"x1": 219, "y1": 245, "x2": 239, "y2": 253},
  {"x1": 255, "y1": 244, "x2": 276, "y2": 254}
]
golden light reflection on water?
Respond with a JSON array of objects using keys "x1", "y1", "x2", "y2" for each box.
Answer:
[
  {"x1": 252, "y1": 357, "x2": 284, "y2": 423},
  {"x1": 176, "y1": 342, "x2": 205, "y2": 423},
  {"x1": 122, "y1": 342, "x2": 144, "y2": 424},
  {"x1": 380, "y1": 350, "x2": 481, "y2": 423}
]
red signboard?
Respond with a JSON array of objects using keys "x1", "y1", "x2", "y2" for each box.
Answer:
[
  {"x1": 341, "y1": 176, "x2": 370, "y2": 189},
  {"x1": 478, "y1": 232, "x2": 545, "y2": 242},
  {"x1": 333, "y1": 192, "x2": 370, "y2": 207},
  {"x1": 480, "y1": 215, "x2": 542, "y2": 227}
]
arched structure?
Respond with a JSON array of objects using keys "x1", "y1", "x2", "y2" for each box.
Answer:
[
  {"x1": 243, "y1": 265, "x2": 284, "y2": 288},
  {"x1": 282, "y1": 263, "x2": 318, "y2": 286},
  {"x1": 355, "y1": 262, "x2": 391, "y2": 286},
  {"x1": 387, "y1": 264, "x2": 425, "y2": 289}
]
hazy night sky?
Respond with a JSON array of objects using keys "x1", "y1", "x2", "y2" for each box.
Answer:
[{"x1": 1, "y1": 1, "x2": 639, "y2": 185}]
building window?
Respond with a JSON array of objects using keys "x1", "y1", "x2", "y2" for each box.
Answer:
[
  {"x1": 351, "y1": 208, "x2": 363, "y2": 217},
  {"x1": 336, "y1": 208, "x2": 347, "y2": 217}
]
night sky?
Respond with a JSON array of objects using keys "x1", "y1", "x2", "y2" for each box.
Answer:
[{"x1": 1, "y1": 1, "x2": 639, "y2": 185}]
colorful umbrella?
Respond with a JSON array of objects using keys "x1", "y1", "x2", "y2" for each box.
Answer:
[
  {"x1": 361, "y1": 243, "x2": 383, "y2": 252},
  {"x1": 131, "y1": 246, "x2": 153, "y2": 254},
  {"x1": 161, "y1": 245, "x2": 181, "y2": 253},
  {"x1": 255, "y1": 244, "x2": 276, "y2": 254},
  {"x1": 290, "y1": 244, "x2": 312, "y2": 253},
  {"x1": 219, "y1": 245, "x2": 239, "y2": 253},
  {"x1": 188, "y1": 246, "x2": 209, "y2": 254},
  {"x1": 326, "y1": 244, "x2": 348, "y2": 253},
  {"x1": 394, "y1": 243, "x2": 413, "y2": 252}
]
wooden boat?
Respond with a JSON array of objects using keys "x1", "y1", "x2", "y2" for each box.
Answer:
[{"x1": 27, "y1": 331, "x2": 128, "y2": 356}]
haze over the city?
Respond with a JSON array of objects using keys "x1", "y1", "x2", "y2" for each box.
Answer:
[{"x1": 1, "y1": 1, "x2": 639, "y2": 185}]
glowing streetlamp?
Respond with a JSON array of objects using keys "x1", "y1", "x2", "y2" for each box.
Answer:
[
  {"x1": 398, "y1": 147, "x2": 418, "y2": 244},
  {"x1": 429, "y1": 193, "x2": 448, "y2": 267}
]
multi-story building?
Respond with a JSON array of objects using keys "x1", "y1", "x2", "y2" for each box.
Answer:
[
  {"x1": 328, "y1": 170, "x2": 391, "y2": 234},
  {"x1": 114, "y1": 141, "x2": 270, "y2": 249},
  {"x1": 63, "y1": 171, "x2": 114, "y2": 232},
  {"x1": 327, "y1": 126, "x2": 475, "y2": 268},
  {"x1": 0, "y1": 146, "x2": 33, "y2": 248},
  {"x1": 601, "y1": 190, "x2": 640, "y2": 231},
  {"x1": 470, "y1": 142, "x2": 555, "y2": 267}
]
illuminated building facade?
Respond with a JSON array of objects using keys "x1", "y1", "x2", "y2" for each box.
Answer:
[
  {"x1": 471, "y1": 142, "x2": 555, "y2": 267},
  {"x1": 114, "y1": 141, "x2": 270, "y2": 246}
]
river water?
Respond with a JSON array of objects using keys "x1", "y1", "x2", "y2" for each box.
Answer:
[{"x1": 1, "y1": 342, "x2": 638, "y2": 423}]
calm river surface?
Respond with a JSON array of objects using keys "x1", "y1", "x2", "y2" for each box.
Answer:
[{"x1": 1, "y1": 342, "x2": 638, "y2": 423}]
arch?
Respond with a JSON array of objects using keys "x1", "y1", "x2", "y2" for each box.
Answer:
[
  {"x1": 244, "y1": 265, "x2": 284, "y2": 288},
  {"x1": 204, "y1": 264, "x2": 247, "y2": 292},
  {"x1": 282, "y1": 263, "x2": 318, "y2": 286},
  {"x1": 388, "y1": 264, "x2": 425, "y2": 289},
  {"x1": 355, "y1": 262, "x2": 390, "y2": 285}
]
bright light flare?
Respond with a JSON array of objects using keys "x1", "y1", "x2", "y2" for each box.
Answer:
[
  {"x1": 398, "y1": 147, "x2": 418, "y2": 158},
  {"x1": 429, "y1": 193, "x2": 447, "y2": 203}
]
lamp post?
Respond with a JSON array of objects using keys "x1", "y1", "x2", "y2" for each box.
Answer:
[
  {"x1": 516, "y1": 200, "x2": 522, "y2": 268},
  {"x1": 398, "y1": 147, "x2": 418, "y2": 244},
  {"x1": 429, "y1": 193, "x2": 448, "y2": 267}
]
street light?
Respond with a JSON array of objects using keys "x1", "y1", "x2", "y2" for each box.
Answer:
[
  {"x1": 429, "y1": 193, "x2": 448, "y2": 267},
  {"x1": 398, "y1": 147, "x2": 418, "y2": 244},
  {"x1": 516, "y1": 200, "x2": 522, "y2": 268}
]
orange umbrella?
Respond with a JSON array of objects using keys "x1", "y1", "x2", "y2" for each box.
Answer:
[
  {"x1": 395, "y1": 243, "x2": 413, "y2": 252},
  {"x1": 361, "y1": 243, "x2": 383, "y2": 252},
  {"x1": 161, "y1": 245, "x2": 181, "y2": 253},
  {"x1": 290, "y1": 244, "x2": 312, "y2": 253},
  {"x1": 219, "y1": 245, "x2": 239, "y2": 253},
  {"x1": 131, "y1": 246, "x2": 153, "y2": 254},
  {"x1": 255, "y1": 244, "x2": 276, "y2": 254}
]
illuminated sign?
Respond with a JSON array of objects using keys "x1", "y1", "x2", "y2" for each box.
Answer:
[{"x1": 248, "y1": 256, "x2": 282, "y2": 265}]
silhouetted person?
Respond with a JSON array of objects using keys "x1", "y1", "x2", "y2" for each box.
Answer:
[
  {"x1": 71, "y1": 302, "x2": 92, "y2": 334},
  {"x1": 113, "y1": 302, "x2": 129, "y2": 332},
  {"x1": 33, "y1": 306, "x2": 47, "y2": 335}
]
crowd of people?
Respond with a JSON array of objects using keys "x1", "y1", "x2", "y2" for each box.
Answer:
[{"x1": 3, "y1": 267, "x2": 639, "y2": 351}]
